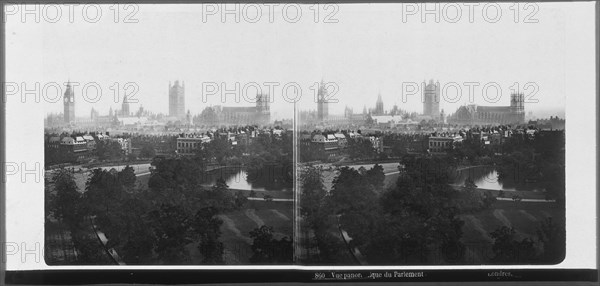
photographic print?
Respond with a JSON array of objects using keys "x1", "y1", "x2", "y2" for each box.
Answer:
[
  {"x1": 295, "y1": 3, "x2": 566, "y2": 266},
  {"x1": 34, "y1": 4, "x2": 296, "y2": 265},
  {"x1": 2, "y1": 1, "x2": 597, "y2": 283}
]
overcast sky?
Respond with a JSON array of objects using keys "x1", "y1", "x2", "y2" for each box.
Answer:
[{"x1": 7, "y1": 3, "x2": 576, "y2": 120}]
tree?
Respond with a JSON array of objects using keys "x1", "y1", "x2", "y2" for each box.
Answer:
[
  {"x1": 96, "y1": 140, "x2": 124, "y2": 161},
  {"x1": 206, "y1": 137, "x2": 232, "y2": 165},
  {"x1": 348, "y1": 138, "x2": 376, "y2": 160},
  {"x1": 147, "y1": 157, "x2": 202, "y2": 207},
  {"x1": 329, "y1": 167, "x2": 377, "y2": 215},
  {"x1": 71, "y1": 230, "x2": 112, "y2": 264},
  {"x1": 300, "y1": 142, "x2": 323, "y2": 162},
  {"x1": 51, "y1": 169, "x2": 82, "y2": 226},
  {"x1": 490, "y1": 226, "x2": 536, "y2": 263},
  {"x1": 147, "y1": 203, "x2": 192, "y2": 264},
  {"x1": 300, "y1": 166, "x2": 327, "y2": 228},
  {"x1": 464, "y1": 177, "x2": 477, "y2": 190},
  {"x1": 198, "y1": 107, "x2": 219, "y2": 126},
  {"x1": 139, "y1": 144, "x2": 156, "y2": 158},
  {"x1": 198, "y1": 231, "x2": 224, "y2": 264},
  {"x1": 84, "y1": 168, "x2": 125, "y2": 215},
  {"x1": 328, "y1": 167, "x2": 380, "y2": 249},
  {"x1": 127, "y1": 153, "x2": 137, "y2": 161},
  {"x1": 192, "y1": 207, "x2": 224, "y2": 264},
  {"x1": 366, "y1": 215, "x2": 429, "y2": 264},
  {"x1": 249, "y1": 225, "x2": 275, "y2": 262},
  {"x1": 313, "y1": 229, "x2": 346, "y2": 264},
  {"x1": 482, "y1": 190, "x2": 496, "y2": 209},
  {"x1": 121, "y1": 224, "x2": 155, "y2": 264},
  {"x1": 460, "y1": 177, "x2": 483, "y2": 212},
  {"x1": 365, "y1": 164, "x2": 385, "y2": 191},
  {"x1": 249, "y1": 225, "x2": 293, "y2": 264},
  {"x1": 536, "y1": 217, "x2": 566, "y2": 263},
  {"x1": 263, "y1": 194, "x2": 274, "y2": 202},
  {"x1": 119, "y1": 197, "x2": 154, "y2": 264},
  {"x1": 246, "y1": 154, "x2": 293, "y2": 191},
  {"x1": 369, "y1": 155, "x2": 465, "y2": 264},
  {"x1": 118, "y1": 165, "x2": 136, "y2": 190},
  {"x1": 212, "y1": 177, "x2": 228, "y2": 193},
  {"x1": 208, "y1": 178, "x2": 235, "y2": 212},
  {"x1": 234, "y1": 191, "x2": 248, "y2": 209}
]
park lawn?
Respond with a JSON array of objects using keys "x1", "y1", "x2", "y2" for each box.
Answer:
[
  {"x1": 251, "y1": 208, "x2": 293, "y2": 236},
  {"x1": 136, "y1": 173, "x2": 150, "y2": 189},
  {"x1": 460, "y1": 210, "x2": 505, "y2": 241},
  {"x1": 384, "y1": 173, "x2": 399, "y2": 189},
  {"x1": 245, "y1": 201, "x2": 294, "y2": 238},
  {"x1": 217, "y1": 208, "x2": 256, "y2": 264},
  {"x1": 218, "y1": 201, "x2": 293, "y2": 264},
  {"x1": 459, "y1": 200, "x2": 565, "y2": 264},
  {"x1": 461, "y1": 201, "x2": 564, "y2": 241}
]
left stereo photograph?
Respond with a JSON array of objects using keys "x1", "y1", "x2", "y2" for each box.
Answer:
[{"x1": 6, "y1": 3, "x2": 296, "y2": 265}]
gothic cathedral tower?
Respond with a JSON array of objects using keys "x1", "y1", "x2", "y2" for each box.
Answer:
[
  {"x1": 256, "y1": 93, "x2": 271, "y2": 124},
  {"x1": 169, "y1": 80, "x2": 185, "y2": 120},
  {"x1": 510, "y1": 92, "x2": 525, "y2": 124},
  {"x1": 423, "y1": 79, "x2": 440, "y2": 120}
]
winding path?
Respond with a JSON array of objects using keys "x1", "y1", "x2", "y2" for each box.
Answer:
[
  {"x1": 493, "y1": 209, "x2": 512, "y2": 228},
  {"x1": 462, "y1": 215, "x2": 493, "y2": 242},
  {"x1": 270, "y1": 209, "x2": 291, "y2": 221},
  {"x1": 217, "y1": 214, "x2": 253, "y2": 245},
  {"x1": 245, "y1": 209, "x2": 265, "y2": 227}
]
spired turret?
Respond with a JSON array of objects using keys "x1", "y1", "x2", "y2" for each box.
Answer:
[{"x1": 510, "y1": 92, "x2": 525, "y2": 123}]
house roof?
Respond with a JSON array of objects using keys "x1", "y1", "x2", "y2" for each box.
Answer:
[
  {"x1": 61, "y1": 137, "x2": 74, "y2": 143},
  {"x1": 312, "y1": 134, "x2": 325, "y2": 141}
]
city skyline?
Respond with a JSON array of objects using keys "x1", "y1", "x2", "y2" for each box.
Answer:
[
  {"x1": 8, "y1": 3, "x2": 569, "y2": 120},
  {"x1": 44, "y1": 77, "x2": 560, "y2": 122}
]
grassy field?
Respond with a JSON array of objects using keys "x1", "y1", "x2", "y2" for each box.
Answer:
[
  {"x1": 135, "y1": 172, "x2": 293, "y2": 264},
  {"x1": 216, "y1": 200, "x2": 293, "y2": 264},
  {"x1": 459, "y1": 200, "x2": 564, "y2": 264}
]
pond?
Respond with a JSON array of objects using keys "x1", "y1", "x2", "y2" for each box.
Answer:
[
  {"x1": 204, "y1": 167, "x2": 293, "y2": 192},
  {"x1": 452, "y1": 166, "x2": 545, "y2": 192}
]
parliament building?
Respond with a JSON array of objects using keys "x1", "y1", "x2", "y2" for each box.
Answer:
[{"x1": 449, "y1": 92, "x2": 525, "y2": 125}]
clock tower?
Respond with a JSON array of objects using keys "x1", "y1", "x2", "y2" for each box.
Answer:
[{"x1": 63, "y1": 81, "x2": 75, "y2": 123}]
